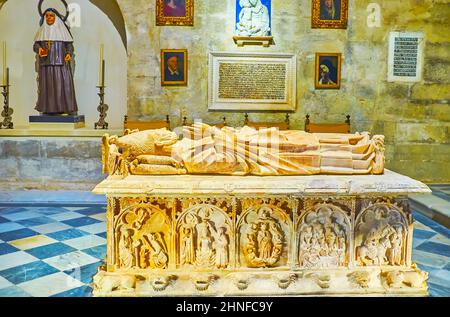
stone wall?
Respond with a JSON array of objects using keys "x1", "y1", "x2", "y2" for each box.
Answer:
[
  {"x1": 116, "y1": 0, "x2": 449, "y2": 183},
  {"x1": 0, "y1": 138, "x2": 103, "y2": 190}
]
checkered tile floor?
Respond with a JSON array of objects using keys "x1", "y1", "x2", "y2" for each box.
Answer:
[
  {"x1": 0, "y1": 201, "x2": 448, "y2": 297},
  {"x1": 0, "y1": 206, "x2": 106, "y2": 297}
]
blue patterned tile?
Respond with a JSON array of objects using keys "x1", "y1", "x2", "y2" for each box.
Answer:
[
  {"x1": 0, "y1": 222, "x2": 25, "y2": 234},
  {"x1": 0, "y1": 261, "x2": 59, "y2": 284},
  {"x1": 16, "y1": 216, "x2": 56, "y2": 227},
  {"x1": 0, "y1": 228, "x2": 39, "y2": 242},
  {"x1": 64, "y1": 261, "x2": 102, "y2": 284},
  {"x1": 75, "y1": 206, "x2": 106, "y2": 216},
  {"x1": 2, "y1": 211, "x2": 43, "y2": 222},
  {"x1": 96, "y1": 232, "x2": 107, "y2": 239},
  {"x1": 414, "y1": 229, "x2": 437, "y2": 240},
  {"x1": 0, "y1": 285, "x2": 31, "y2": 297},
  {"x1": 47, "y1": 229, "x2": 90, "y2": 241},
  {"x1": 34, "y1": 207, "x2": 70, "y2": 215},
  {"x1": 0, "y1": 243, "x2": 19, "y2": 256},
  {"x1": 62, "y1": 217, "x2": 101, "y2": 228},
  {"x1": 413, "y1": 238, "x2": 426, "y2": 249},
  {"x1": 82, "y1": 246, "x2": 106, "y2": 260},
  {"x1": 413, "y1": 212, "x2": 450, "y2": 238},
  {"x1": 416, "y1": 241, "x2": 450, "y2": 258},
  {"x1": 51, "y1": 285, "x2": 93, "y2": 297},
  {"x1": 428, "y1": 282, "x2": 450, "y2": 297},
  {"x1": 26, "y1": 242, "x2": 77, "y2": 260},
  {"x1": 0, "y1": 207, "x2": 28, "y2": 215}
]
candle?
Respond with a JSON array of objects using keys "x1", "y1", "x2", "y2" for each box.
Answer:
[
  {"x1": 6, "y1": 67, "x2": 9, "y2": 86},
  {"x1": 99, "y1": 44, "x2": 104, "y2": 86},
  {"x1": 2, "y1": 42, "x2": 6, "y2": 86},
  {"x1": 102, "y1": 59, "x2": 105, "y2": 87}
]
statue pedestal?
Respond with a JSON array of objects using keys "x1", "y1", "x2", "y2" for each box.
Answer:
[
  {"x1": 29, "y1": 115, "x2": 85, "y2": 130},
  {"x1": 233, "y1": 36, "x2": 274, "y2": 47},
  {"x1": 92, "y1": 170, "x2": 431, "y2": 296}
]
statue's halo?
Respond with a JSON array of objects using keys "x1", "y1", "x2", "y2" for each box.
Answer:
[{"x1": 38, "y1": 0, "x2": 69, "y2": 21}]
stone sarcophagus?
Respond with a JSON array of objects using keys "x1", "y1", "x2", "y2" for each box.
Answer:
[
  {"x1": 92, "y1": 172, "x2": 430, "y2": 296},
  {"x1": 93, "y1": 125, "x2": 430, "y2": 296}
]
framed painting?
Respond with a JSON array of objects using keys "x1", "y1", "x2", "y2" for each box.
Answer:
[
  {"x1": 161, "y1": 49, "x2": 188, "y2": 86},
  {"x1": 156, "y1": 0, "x2": 194, "y2": 26},
  {"x1": 312, "y1": 0, "x2": 348, "y2": 29},
  {"x1": 315, "y1": 53, "x2": 341, "y2": 89}
]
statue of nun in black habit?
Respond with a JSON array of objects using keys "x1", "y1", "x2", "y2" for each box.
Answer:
[{"x1": 34, "y1": 1, "x2": 78, "y2": 115}]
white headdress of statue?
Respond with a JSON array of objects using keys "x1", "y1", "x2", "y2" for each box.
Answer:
[{"x1": 34, "y1": 0, "x2": 73, "y2": 42}]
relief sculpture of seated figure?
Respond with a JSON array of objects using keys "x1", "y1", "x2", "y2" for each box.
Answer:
[
  {"x1": 236, "y1": 0, "x2": 271, "y2": 37},
  {"x1": 102, "y1": 123, "x2": 385, "y2": 177}
]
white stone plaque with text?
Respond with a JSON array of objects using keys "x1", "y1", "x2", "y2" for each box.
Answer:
[
  {"x1": 208, "y1": 52, "x2": 296, "y2": 111},
  {"x1": 388, "y1": 32, "x2": 424, "y2": 82}
]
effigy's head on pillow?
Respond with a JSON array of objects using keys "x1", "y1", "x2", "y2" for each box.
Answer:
[{"x1": 109, "y1": 128, "x2": 178, "y2": 158}]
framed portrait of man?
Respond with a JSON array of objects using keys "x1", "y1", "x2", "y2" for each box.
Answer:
[
  {"x1": 312, "y1": 0, "x2": 348, "y2": 29},
  {"x1": 161, "y1": 49, "x2": 188, "y2": 86},
  {"x1": 156, "y1": 0, "x2": 194, "y2": 26},
  {"x1": 315, "y1": 53, "x2": 341, "y2": 89}
]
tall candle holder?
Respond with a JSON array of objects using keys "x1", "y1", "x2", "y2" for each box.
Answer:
[
  {"x1": 0, "y1": 68, "x2": 14, "y2": 129},
  {"x1": 94, "y1": 59, "x2": 109, "y2": 130}
]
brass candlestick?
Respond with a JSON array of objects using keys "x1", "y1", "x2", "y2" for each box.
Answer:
[
  {"x1": 94, "y1": 59, "x2": 108, "y2": 129},
  {"x1": 0, "y1": 67, "x2": 13, "y2": 129}
]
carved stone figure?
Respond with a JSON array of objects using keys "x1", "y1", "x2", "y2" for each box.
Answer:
[
  {"x1": 196, "y1": 217, "x2": 216, "y2": 267},
  {"x1": 388, "y1": 227, "x2": 403, "y2": 265},
  {"x1": 236, "y1": 0, "x2": 271, "y2": 37},
  {"x1": 102, "y1": 123, "x2": 386, "y2": 177},
  {"x1": 243, "y1": 206, "x2": 284, "y2": 268},
  {"x1": 180, "y1": 227, "x2": 195, "y2": 265},
  {"x1": 384, "y1": 269, "x2": 428, "y2": 289},
  {"x1": 145, "y1": 233, "x2": 169, "y2": 269},
  {"x1": 355, "y1": 203, "x2": 407, "y2": 266},
  {"x1": 298, "y1": 204, "x2": 349, "y2": 268},
  {"x1": 118, "y1": 227, "x2": 134, "y2": 269},
  {"x1": 215, "y1": 227, "x2": 229, "y2": 269},
  {"x1": 177, "y1": 204, "x2": 231, "y2": 269},
  {"x1": 93, "y1": 271, "x2": 137, "y2": 294}
]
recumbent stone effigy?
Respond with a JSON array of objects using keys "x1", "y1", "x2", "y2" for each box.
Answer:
[{"x1": 92, "y1": 124, "x2": 430, "y2": 296}]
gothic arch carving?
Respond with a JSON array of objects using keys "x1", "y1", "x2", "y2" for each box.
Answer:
[
  {"x1": 355, "y1": 201, "x2": 409, "y2": 266},
  {"x1": 238, "y1": 202, "x2": 292, "y2": 268},
  {"x1": 176, "y1": 203, "x2": 233, "y2": 270},
  {"x1": 297, "y1": 203, "x2": 351, "y2": 268}
]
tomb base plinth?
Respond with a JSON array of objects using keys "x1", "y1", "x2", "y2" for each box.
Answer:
[{"x1": 92, "y1": 170, "x2": 431, "y2": 297}]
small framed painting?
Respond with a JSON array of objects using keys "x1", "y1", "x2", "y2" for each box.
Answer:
[
  {"x1": 315, "y1": 53, "x2": 341, "y2": 89},
  {"x1": 156, "y1": 0, "x2": 194, "y2": 26},
  {"x1": 312, "y1": 0, "x2": 348, "y2": 29},
  {"x1": 161, "y1": 49, "x2": 188, "y2": 86}
]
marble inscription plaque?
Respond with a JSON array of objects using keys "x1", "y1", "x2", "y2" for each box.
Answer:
[
  {"x1": 218, "y1": 63, "x2": 286, "y2": 101},
  {"x1": 209, "y1": 52, "x2": 296, "y2": 111},
  {"x1": 388, "y1": 32, "x2": 424, "y2": 82}
]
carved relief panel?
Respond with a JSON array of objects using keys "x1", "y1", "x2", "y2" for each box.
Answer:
[
  {"x1": 297, "y1": 202, "x2": 351, "y2": 269},
  {"x1": 114, "y1": 199, "x2": 173, "y2": 270},
  {"x1": 238, "y1": 198, "x2": 293, "y2": 268},
  {"x1": 176, "y1": 202, "x2": 233, "y2": 270},
  {"x1": 355, "y1": 200, "x2": 408, "y2": 267}
]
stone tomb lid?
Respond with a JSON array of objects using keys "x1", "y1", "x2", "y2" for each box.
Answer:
[{"x1": 93, "y1": 170, "x2": 431, "y2": 196}]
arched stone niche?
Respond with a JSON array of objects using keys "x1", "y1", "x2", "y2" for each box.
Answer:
[{"x1": 0, "y1": 0, "x2": 127, "y2": 129}]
